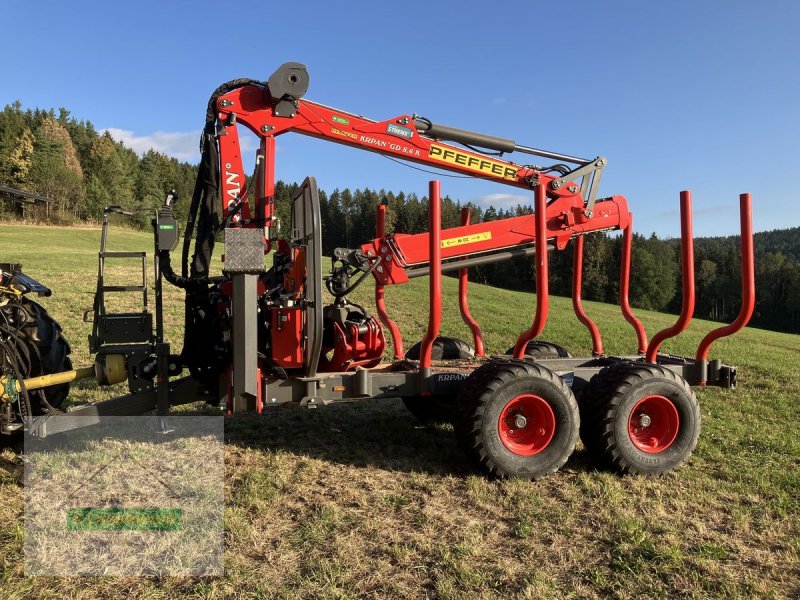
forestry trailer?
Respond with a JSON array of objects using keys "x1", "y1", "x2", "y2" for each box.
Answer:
[{"x1": 0, "y1": 62, "x2": 756, "y2": 479}]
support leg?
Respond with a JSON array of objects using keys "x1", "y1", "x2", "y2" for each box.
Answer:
[
  {"x1": 572, "y1": 236, "x2": 604, "y2": 355},
  {"x1": 232, "y1": 273, "x2": 258, "y2": 412},
  {"x1": 513, "y1": 184, "x2": 549, "y2": 359},
  {"x1": 420, "y1": 181, "x2": 442, "y2": 371},
  {"x1": 458, "y1": 207, "x2": 486, "y2": 357},
  {"x1": 620, "y1": 218, "x2": 648, "y2": 354}
]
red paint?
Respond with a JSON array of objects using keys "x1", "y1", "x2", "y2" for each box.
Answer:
[
  {"x1": 283, "y1": 246, "x2": 306, "y2": 299},
  {"x1": 696, "y1": 194, "x2": 755, "y2": 366},
  {"x1": 217, "y1": 126, "x2": 251, "y2": 224},
  {"x1": 259, "y1": 136, "x2": 276, "y2": 226},
  {"x1": 572, "y1": 235, "x2": 604, "y2": 355},
  {"x1": 458, "y1": 207, "x2": 485, "y2": 357},
  {"x1": 217, "y1": 86, "x2": 568, "y2": 193},
  {"x1": 360, "y1": 195, "x2": 632, "y2": 285},
  {"x1": 627, "y1": 395, "x2": 680, "y2": 453},
  {"x1": 420, "y1": 181, "x2": 442, "y2": 369},
  {"x1": 620, "y1": 219, "x2": 648, "y2": 354},
  {"x1": 513, "y1": 184, "x2": 549, "y2": 359},
  {"x1": 271, "y1": 307, "x2": 304, "y2": 368},
  {"x1": 498, "y1": 394, "x2": 556, "y2": 456},
  {"x1": 646, "y1": 191, "x2": 695, "y2": 363},
  {"x1": 256, "y1": 364, "x2": 263, "y2": 414},
  {"x1": 374, "y1": 203, "x2": 404, "y2": 359},
  {"x1": 214, "y1": 83, "x2": 633, "y2": 253},
  {"x1": 318, "y1": 318, "x2": 385, "y2": 372}
]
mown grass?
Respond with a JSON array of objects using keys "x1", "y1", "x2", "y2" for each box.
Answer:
[{"x1": 0, "y1": 223, "x2": 798, "y2": 599}]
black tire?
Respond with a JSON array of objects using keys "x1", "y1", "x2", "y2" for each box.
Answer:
[
  {"x1": 578, "y1": 361, "x2": 700, "y2": 475},
  {"x1": 402, "y1": 336, "x2": 474, "y2": 424},
  {"x1": 0, "y1": 297, "x2": 72, "y2": 413},
  {"x1": 405, "y1": 336, "x2": 474, "y2": 361},
  {"x1": 505, "y1": 340, "x2": 572, "y2": 359},
  {"x1": 455, "y1": 358, "x2": 579, "y2": 479},
  {"x1": 578, "y1": 361, "x2": 630, "y2": 459}
]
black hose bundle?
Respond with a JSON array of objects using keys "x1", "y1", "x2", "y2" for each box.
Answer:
[
  {"x1": 182, "y1": 78, "x2": 263, "y2": 281},
  {"x1": 164, "y1": 78, "x2": 263, "y2": 383}
]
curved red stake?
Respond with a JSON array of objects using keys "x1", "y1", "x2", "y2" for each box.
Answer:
[
  {"x1": 458, "y1": 207, "x2": 486, "y2": 357},
  {"x1": 646, "y1": 191, "x2": 695, "y2": 363},
  {"x1": 696, "y1": 193, "x2": 755, "y2": 365},
  {"x1": 420, "y1": 181, "x2": 442, "y2": 369},
  {"x1": 374, "y1": 203, "x2": 404, "y2": 359},
  {"x1": 572, "y1": 235, "x2": 604, "y2": 355},
  {"x1": 513, "y1": 184, "x2": 549, "y2": 359},
  {"x1": 620, "y1": 216, "x2": 648, "y2": 354}
]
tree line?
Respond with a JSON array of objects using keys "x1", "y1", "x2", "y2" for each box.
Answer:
[
  {"x1": 1, "y1": 102, "x2": 798, "y2": 334},
  {"x1": 0, "y1": 101, "x2": 196, "y2": 228}
]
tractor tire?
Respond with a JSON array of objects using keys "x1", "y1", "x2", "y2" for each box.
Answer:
[
  {"x1": 505, "y1": 340, "x2": 572, "y2": 359},
  {"x1": 402, "y1": 336, "x2": 474, "y2": 425},
  {"x1": 578, "y1": 361, "x2": 700, "y2": 475},
  {"x1": 455, "y1": 358, "x2": 579, "y2": 479},
  {"x1": 0, "y1": 297, "x2": 72, "y2": 413}
]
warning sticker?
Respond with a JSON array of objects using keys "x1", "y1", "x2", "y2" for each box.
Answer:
[
  {"x1": 331, "y1": 127, "x2": 358, "y2": 141},
  {"x1": 429, "y1": 143, "x2": 518, "y2": 180},
  {"x1": 441, "y1": 231, "x2": 492, "y2": 249}
]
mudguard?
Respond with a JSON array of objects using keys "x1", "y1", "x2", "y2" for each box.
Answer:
[{"x1": 0, "y1": 264, "x2": 51, "y2": 297}]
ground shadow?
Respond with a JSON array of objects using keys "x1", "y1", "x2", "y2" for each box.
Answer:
[
  {"x1": 0, "y1": 434, "x2": 23, "y2": 485},
  {"x1": 2, "y1": 399, "x2": 599, "y2": 480},
  {"x1": 223, "y1": 398, "x2": 597, "y2": 477}
]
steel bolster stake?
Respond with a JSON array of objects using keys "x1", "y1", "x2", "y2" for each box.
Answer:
[
  {"x1": 620, "y1": 215, "x2": 648, "y2": 354},
  {"x1": 646, "y1": 190, "x2": 695, "y2": 363},
  {"x1": 458, "y1": 207, "x2": 486, "y2": 357},
  {"x1": 374, "y1": 202, "x2": 404, "y2": 359},
  {"x1": 513, "y1": 184, "x2": 549, "y2": 358},
  {"x1": 572, "y1": 235, "x2": 604, "y2": 355},
  {"x1": 420, "y1": 181, "x2": 442, "y2": 372},
  {"x1": 695, "y1": 193, "x2": 756, "y2": 383}
]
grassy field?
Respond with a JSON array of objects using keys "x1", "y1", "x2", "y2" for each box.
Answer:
[{"x1": 0, "y1": 223, "x2": 798, "y2": 599}]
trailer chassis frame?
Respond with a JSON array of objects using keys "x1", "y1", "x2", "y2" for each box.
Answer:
[{"x1": 26, "y1": 178, "x2": 750, "y2": 441}]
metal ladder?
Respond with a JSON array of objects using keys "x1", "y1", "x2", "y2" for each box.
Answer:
[{"x1": 86, "y1": 207, "x2": 154, "y2": 354}]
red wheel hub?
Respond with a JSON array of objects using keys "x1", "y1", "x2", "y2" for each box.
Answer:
[
  {"x1": 627, "y1": 394, "x2": 680, "y2": 453},
  {"x1": 498, "y1": 394, "x2": 555, "y2": 456}
]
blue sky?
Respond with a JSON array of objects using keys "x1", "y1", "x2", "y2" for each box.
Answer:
[{"x1": 1, "y1": 0, "x2": 798, "y2": 237}]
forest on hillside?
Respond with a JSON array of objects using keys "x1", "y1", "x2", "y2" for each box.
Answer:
[{"x1": 1, "y1": 102, "x2": 798, "y2": 334}]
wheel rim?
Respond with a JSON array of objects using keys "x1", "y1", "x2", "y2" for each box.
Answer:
[
  {"x1": 498, "y1": 394, "x2": 556, "y2": 456},
  {"x1": 627, "y1": 394, "x2": 680, "y2": 453}
]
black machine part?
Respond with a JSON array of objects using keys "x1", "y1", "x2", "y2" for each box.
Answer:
[
  {"x1": 155, "y1": 190, "x2": 179, "y2": 253},
  {"x1": 267, "y1": 62, "x2": 309, "y2": 106},
  {"x1": 413, "y1": 116, "x2": 589, "y2": 164},
  {"x1": 325, "y1": 248, "x2": 379, "y2": 298},
  {"x1": 0, "y1": 266, "x2": 52, "y2": 297}
]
